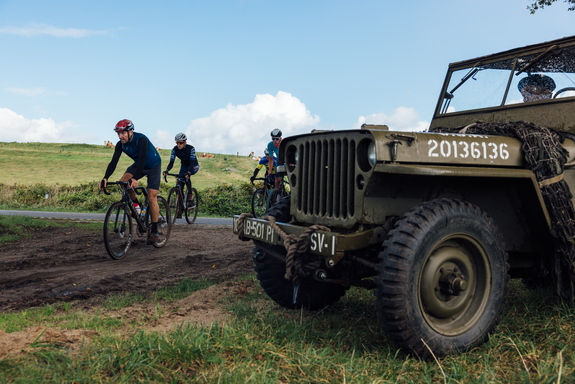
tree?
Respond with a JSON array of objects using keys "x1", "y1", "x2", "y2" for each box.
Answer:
[{"x1": 528, "y1": 0, "x2": 575, "y2": 13}]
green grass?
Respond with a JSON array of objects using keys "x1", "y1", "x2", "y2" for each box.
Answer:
[
  {"x1": 0, "y1": 215, "x2": 101, "y2": 244},
  {"x1": 1, "y1": 277, "x2": 574, "y2": 383},
  {"x1": 0, "y1": 141, "x2": 257, "y2": 190},
  {"x1": 0, "y1": 141, "x2": 260, "y2": 217}
]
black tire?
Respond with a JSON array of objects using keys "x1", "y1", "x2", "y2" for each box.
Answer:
[
  {"x1": 267, "y1": 193, "x2": 291, "y2": 223},
  {"x1": 251, "y1": 188, "x2": 268, "y2": 218},
  {"x1": 268, "y1": 188, "x2": 284, "y2": 210},
  {"x1": 103, "y1": 201, "x2": 133, "y2": 260},
  {"x1": 184, "y1": 187, "x2": 199, "y2": 224},
  {"x1": 254, "y1": 194, "x2": 345, "y2": 310},
  {"x1": 167, "y1": 187, "x2": 181, "y2": 225},
  {"x1": 375, "y1": 198, "x2": 509, "y2": 357},
  {"x1": 254, "y1": 246, "x2": 347, "y2": 310},
  {"x1": 153, "y1": 196, "x2": 171, "y2": 248}
]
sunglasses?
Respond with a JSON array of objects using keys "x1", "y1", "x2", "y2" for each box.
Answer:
[
  {"x1": 272, "y1": 137, "x2": 281, "y2": 141},
  {"x1": 177, "y1": 141, "x2": 185, "y2": 144}
]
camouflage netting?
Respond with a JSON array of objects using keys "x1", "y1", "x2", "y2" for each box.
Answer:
[{"x1": 430, "y1": 121, "x2": 575, "y2": 303}]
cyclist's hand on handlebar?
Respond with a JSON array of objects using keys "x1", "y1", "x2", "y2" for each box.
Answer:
[
  {"x1": 250, "y1": 176, "x2": 255, "y2": 183},
  {"x1": 99, "y1": 178, "x2": 107, "y2": 191},
  {"x1": 129, "y1": 178, "x2": 139, "y2": 188}
]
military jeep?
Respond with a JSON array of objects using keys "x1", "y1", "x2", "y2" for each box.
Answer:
[{"x1": 233, "y1": 35, "x2": 575, "y2": 357}]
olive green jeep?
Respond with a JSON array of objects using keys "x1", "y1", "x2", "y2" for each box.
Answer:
[{"x1": 233, "y1": 35, "x2": 575, "y2": 357}]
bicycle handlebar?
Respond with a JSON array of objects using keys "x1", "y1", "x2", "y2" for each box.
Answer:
[
  {"x1": 163, "y1": 172, "x2": 188, "y2": 183},
  {"x1": 99, "y1": 180, "x2": 145, "y2": 196}
]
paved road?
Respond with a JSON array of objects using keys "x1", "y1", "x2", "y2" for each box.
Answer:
[{"x1": 0, "y1": 210, "x2": 233, "y2": 226}]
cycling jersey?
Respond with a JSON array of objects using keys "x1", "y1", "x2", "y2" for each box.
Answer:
[
  {"x1": 104, "y1": 132, "x2": 161, "y2": 180},
  {"x1": 165, "y1": 144, "x2": 199, "y2": 175},
  {"x1": 256, "y1": 156, "x2": 276, "y2": 174}
]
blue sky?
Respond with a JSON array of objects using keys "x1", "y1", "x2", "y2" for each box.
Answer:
[{"x1": 0, "y1": 0, "x2": 573, "y2": 155}]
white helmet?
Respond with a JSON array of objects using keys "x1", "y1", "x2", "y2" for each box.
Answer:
[
  {"x1": 175, "y1": 133, "x2": 187, "y2": 142},
  {"x1": 264, "y1": 148, "x2": 269, "y2": 155}
]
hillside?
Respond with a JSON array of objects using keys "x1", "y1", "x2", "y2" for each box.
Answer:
[{"x1": 0, "y1": 142, "x2": 259, "y2": 190}]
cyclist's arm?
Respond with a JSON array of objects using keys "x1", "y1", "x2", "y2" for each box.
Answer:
[
  {"x1": 165, "y1": 148, "x2": 176, "y2": 172},
  {"x1": 103, "y1": 142, "x2": 123, "y2": 180},
  {"x1": 185, "y1": 146, "x2": 198, "y2": 175}
]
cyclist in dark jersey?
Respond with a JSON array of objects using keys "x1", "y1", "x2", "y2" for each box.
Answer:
[
  {"x1": 163, "y1": 133, "x2": 199, "y2": 215},
  {"x1": 98, "y1": 119, "x2": 162, "y2": 245}
]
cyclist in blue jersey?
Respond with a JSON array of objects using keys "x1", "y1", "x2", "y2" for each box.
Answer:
[
  {"x1": 266, "y1": 128, "x2": 283, "y2": 189},
  {"x1": 98, "y1": 119, "x2": 162, "y2": 245},
  {"x1": 250, "y1": 148, "x2": 276, "y2": 185},
  {"x1": 163, "y1": 133, "x2": 199, "y2": 216}
]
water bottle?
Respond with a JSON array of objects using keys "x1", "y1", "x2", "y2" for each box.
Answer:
[
  {"x1": 141, "y1": 206, "x2": 147, "y2": 219},
  {"x1": 134, "y1": 203, "x2": 141, "y2": 216}
]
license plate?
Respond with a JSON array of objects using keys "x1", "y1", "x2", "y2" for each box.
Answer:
[{"x1": 233, "y1": 216, "x2": 337, "y2": 257}]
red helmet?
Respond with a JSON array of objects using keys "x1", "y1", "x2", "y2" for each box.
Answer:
[{"x1": 114, "y1": 119, "x2": 134, "y2": 132}]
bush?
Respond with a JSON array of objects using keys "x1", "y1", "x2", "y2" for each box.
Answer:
[
  {"x1": 0, "y1": 181, "x2": 255, "y2": 217},
  {"x1": 200, "y1": 183, "x2": 252, "y2": 217}
]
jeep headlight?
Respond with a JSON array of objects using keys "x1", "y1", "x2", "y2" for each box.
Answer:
[{"x1": 368, "y1": 141, "x2": 376, "y2": 167}]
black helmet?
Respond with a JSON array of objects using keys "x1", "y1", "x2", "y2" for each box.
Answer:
[
  {"x1": 271, "y1": 128, "x2": 282, "y2": 137},
  {"x1": 518, "y1": 74, "x2": 556, "y2": 92}
]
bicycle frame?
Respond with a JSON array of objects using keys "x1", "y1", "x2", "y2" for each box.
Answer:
[{"x1": 103, "y1": 181, "x2": 149, "y2": 233}]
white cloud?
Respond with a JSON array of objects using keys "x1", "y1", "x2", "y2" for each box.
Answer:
[
  {"x1": 0, "y1": 23, "x2": 111, "y2": 38},
  {"x1": 159, "y1": 91, "x2": 321, "y2": 156},
  {"x1": 354, "y1": 107, "x2": 429, "y2": 132},
  {"x1": 0, "y1": 108, "x2": 96, "y2": 143},
  {"x1": 5, "y1": 87, "x2": 47, "y2": 97}
]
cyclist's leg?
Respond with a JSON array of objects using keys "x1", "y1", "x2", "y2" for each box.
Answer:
[{"x1": 144, "y1": 165, "x2": 162, "y2": 232}]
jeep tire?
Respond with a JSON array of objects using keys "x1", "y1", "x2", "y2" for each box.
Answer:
[
  {"x1": 254, "y1": 194, "x2": 347, "y2": 310},
  {"x1": 375, "y1": 198, "x2": 509, "y2": 357}
]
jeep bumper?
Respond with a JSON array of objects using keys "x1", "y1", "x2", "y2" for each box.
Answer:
[{"x1": 233, "y1": 216, "x2": 386, "y2": 264}]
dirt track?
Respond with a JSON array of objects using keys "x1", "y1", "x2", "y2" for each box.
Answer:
[{"x1": 0, "y1": 223, "x2": 254, "y2": 311}]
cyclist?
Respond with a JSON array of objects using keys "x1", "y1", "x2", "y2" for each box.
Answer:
[
  {"x1": 266, "y1": 128, "x2": 283, "y2": 189},
  {"x1": 250, "y1": 148, "x2": 277, "y2": 185},
  {"x1": 162, "y1": 133, "x2": 199, "y2": 216},
  {"x1": 98, "y1": 119, "x2": 162, "y2": 245}
]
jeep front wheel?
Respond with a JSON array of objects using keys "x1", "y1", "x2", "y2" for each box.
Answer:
[{"x1": 375, "y1": 198, "x2": 509, "y2": 357}]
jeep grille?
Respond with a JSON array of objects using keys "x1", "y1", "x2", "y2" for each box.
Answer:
[{"x1": 294, "y1": 137, "x2": 356, "y2": 221}]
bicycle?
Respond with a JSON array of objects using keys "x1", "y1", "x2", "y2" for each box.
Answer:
[
  {"x1": 251, "y1": 177, "x2": 275, "y2": 218},
  {"x1": 101, "y1": 181, "x2": 171, "y2": 260},
  {"x1": 268, "y1": 174, "x2": 290, "y2": 208},
  {"x1": 164, "y1": 173, "x2": 199, "y2": 224}
]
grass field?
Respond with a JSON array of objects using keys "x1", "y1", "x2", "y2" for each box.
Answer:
[
  {"x1": 0, "y1": 141, "x2": 258, "y2": 191},
  {"x1": 0, "y1": 269, "x2": 574, "y2": 383}
]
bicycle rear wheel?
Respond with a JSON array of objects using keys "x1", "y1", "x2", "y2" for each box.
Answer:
[
  {"x1": 103, "y1": 201, "x2": 133, "y2": 260},
  {"x1": 184, "y1": 186, "x2": 199, "y2": 224},
  {"x1": 153, "y1": 196, "x2": 171, "y2": 248},
  {"x1": 252, "y1": 188, "x2": 267, "y2": 218},
  {"x1": 167, "y1": 187, "x2": 181, "y2": 225}
]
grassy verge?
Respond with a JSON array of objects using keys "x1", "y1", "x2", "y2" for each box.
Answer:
[
  {"x1": 0, "y1": 181, "x2": 256, "y2": 218},
  {"x1": 0, "y1": 215, "x2": 101, "y2": 244},
  {"x1": 1, "y1": 277, "x2": 574, "y2": 383}
]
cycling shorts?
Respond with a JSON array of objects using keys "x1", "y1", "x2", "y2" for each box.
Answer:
[{"x1": 126, "y1": 163, "x2": 162, "y2": 191}]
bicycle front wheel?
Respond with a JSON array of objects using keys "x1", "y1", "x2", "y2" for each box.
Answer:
[
  {"x1": 103, "y1": 201, "x2": 133, "y2": 260},
  {"x1": 184, "y1": 186, "x2": 199, "y2": 224},
  {"x1": 167, "y1": 187, "x2": 181, "y2": 225},
  {"x1": 154, "y1": 195, "x2": 171, "y2": 248},
  {"x1": 252, "y1": 188, "x2": 268, "y2": 218}
]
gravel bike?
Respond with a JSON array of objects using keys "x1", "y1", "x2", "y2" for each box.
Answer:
[
  {"x1": 251, "y1": 177, "x2": 275, "y2": 218},
  {"x1": 101, "y1": 181, "x2": 171, "y2": 260},
  {"x1": 164, "y1": 173, "x2": 199, "y2": 224},
  {"x1": 268, "y1": 174, "x2": 290, "y2": 208}
]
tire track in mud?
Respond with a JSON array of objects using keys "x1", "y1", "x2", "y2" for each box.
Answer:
[{"x1": 0, "y1": 224, "x2": 254, "y2": 311}]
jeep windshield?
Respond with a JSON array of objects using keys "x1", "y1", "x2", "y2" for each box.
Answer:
[{"x1": 438, "y1": 40, "x2": 575, "y2": 114}]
